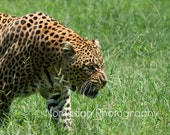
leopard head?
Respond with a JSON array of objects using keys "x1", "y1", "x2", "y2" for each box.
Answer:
[{"x1": 61, "y1": 39, "x2": 107, "y2": 98}]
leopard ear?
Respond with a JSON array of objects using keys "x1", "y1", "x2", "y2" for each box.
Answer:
[
  {"x1": 62, "y1": 41, "x2": 75, "y2": 57},
  {"x1": 92, "y1": 39, "x2": 101, "y2": 48}
]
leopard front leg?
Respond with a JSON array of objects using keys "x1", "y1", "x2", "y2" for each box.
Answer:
[{"x1": 46, "y1": 89, "x2": 72, "y2": 130}]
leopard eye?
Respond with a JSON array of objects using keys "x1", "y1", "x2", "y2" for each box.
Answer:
[{"x1": 88, "y1": 65, "x2": 95, "y2": 71}]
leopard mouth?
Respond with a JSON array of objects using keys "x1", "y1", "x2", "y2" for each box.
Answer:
[
  {"x1": 80, "y1": 82, "x2": 100, "y2": 98},
  {"x1": 84, "y1": 90, "x2": 98, "y2": 98}
]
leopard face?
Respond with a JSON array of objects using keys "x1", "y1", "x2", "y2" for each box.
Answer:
[{"x1": 61, "y1": 40, "x2": 107, "y2": 98}]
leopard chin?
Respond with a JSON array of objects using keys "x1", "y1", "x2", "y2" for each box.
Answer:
[
  {"x1": 85, "y1": 91, "x2": 99, "y2": 98},
  {"x1": 80, "y1": 82, "x2": 100, "y2": 98}
]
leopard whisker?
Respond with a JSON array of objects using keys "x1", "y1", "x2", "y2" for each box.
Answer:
[
  {"x1": 80, "y1": 81, "x2": 89, "y2": 95},
  {"x1": 86, "y1": 82, "x2": 93, "y2": 95}
]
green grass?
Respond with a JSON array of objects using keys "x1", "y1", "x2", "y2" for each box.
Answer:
[{"x1": 0, "y1": 0, "x2": 170, "y2": 134}]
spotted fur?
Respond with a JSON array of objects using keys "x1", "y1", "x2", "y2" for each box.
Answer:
[{"x1": 0, "y1": 12, "x2": 107, "y2": 129}]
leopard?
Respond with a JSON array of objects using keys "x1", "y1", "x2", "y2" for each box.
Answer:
[{"x1": 0, "y1": 12, "x2": 107, "y2": 130}]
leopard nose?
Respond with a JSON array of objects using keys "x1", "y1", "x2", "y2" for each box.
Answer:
[
  {"x1": 102, "y1": 80, "x2": 107, "y2": 87},
  {"x1": 100, "y1": 78, "x2": 107, "y2": 88},
  {"x1": 99, "y1": 71, "x2": 107, "y2": 87}
]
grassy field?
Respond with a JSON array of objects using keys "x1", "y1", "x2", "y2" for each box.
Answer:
[{"x1": 0, "y1": 0, "x2": 170, "y2": 135}]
